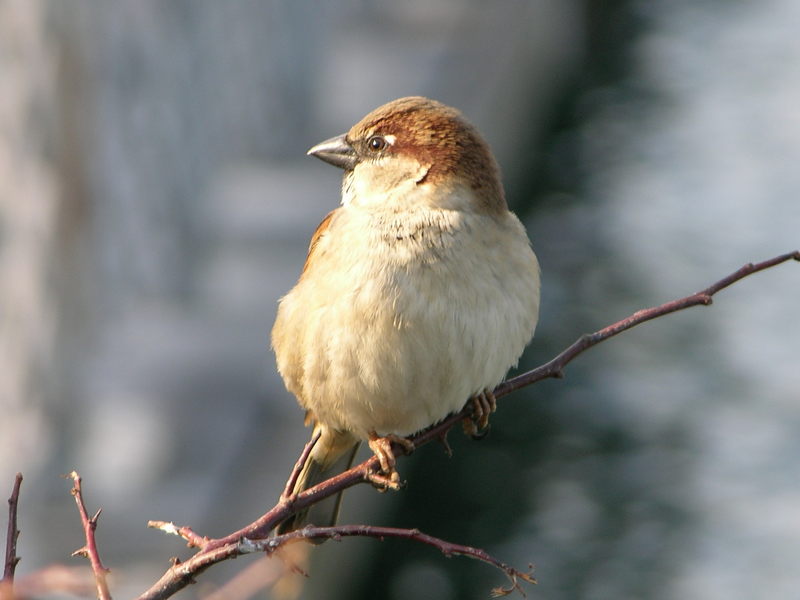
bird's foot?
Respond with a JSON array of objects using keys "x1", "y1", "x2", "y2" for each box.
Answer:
[
  {"x1": 366, "y1": 432, "x2": 415, "y2": 491},
  {"x1": 462, "y1": 389, "x2": 496, "y2": 440}
]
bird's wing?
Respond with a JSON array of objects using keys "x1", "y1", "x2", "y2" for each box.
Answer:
[{"x1": 301, "y1": 208, "x2": 339, "y2": 275}]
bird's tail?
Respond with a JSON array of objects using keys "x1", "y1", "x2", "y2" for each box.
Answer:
[{"x1": 277, "y1": 424, "x2": 360, "y2": 537}]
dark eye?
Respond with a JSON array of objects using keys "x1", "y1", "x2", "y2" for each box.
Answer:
[{"x1": 367, "y1": 135, "x2": 387, "y2": 152}]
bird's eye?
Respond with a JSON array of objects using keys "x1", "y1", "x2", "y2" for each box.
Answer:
[{"x1": 367, "y1": 135, "x2": 387, "y2": 152}]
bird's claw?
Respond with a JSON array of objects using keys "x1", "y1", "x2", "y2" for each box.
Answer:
[
  {"x1": 367, "y1": 433, "x2": 414, "y2": 491},
  {"x1": 366, "y1": 470, "x2": 403, "y2": 491},
  {"x1": 462, "y1": 389, "x2": 496, "y2": 440}
]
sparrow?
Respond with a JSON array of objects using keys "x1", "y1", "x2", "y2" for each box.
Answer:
[{"x1": 272, "y1": 96, "x2": 540, "y2": 532}]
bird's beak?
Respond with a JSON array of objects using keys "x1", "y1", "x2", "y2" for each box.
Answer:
[{"x1": 307, "y1": 134, "x2": 358, "y2": 170}]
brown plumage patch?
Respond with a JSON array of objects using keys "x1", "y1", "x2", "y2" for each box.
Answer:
[
  {"x1": 347, "y1": 97, "x2": 507, "y2": 214},
  {"x1": 302, "y1": 208, "x2": 338, "y2": 275}
]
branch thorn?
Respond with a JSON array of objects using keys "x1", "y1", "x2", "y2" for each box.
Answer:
[{"x1": 91, "y1": 508, "x2": 103, "y2": 526}]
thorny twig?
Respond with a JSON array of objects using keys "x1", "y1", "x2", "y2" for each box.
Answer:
[
  {"x1": 2, "y1": 473, "x2": 23, "y2": 590},
  {"x1": 69, "y1": 472, "x2": 112, "y2": 600}
]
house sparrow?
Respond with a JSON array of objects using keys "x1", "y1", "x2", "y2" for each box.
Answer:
[{"x1": 272, "y1": 96, "x2": 540, "y2": 532}]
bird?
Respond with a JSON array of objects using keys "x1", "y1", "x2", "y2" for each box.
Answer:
[{"x1": 272, "y1": 96, "x2": 540, "y2": 533}]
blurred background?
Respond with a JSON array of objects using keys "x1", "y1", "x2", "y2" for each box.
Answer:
[{"x1": 1, "y1": 1, "x2": 799, "y2": 598}]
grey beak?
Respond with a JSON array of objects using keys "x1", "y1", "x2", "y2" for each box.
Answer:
[{"x1": 307, "y1": 134, "x2": 358, "y2": 170}]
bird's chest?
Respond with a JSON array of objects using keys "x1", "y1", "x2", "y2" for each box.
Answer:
[
  {"x1": 327, "y1": 210, "x2": 477, "y2": 321},
  {"x1": 297, "y1": 211, "x2": 499, "y2": 430}
]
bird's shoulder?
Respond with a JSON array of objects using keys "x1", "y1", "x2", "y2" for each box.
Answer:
[{"x1": 301, "y1": 208, "x2": 340, "y2": 275}]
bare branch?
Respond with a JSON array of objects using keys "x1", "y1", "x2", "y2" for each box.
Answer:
[
  {"x1": 495, "y1": 250, "x2": 800, "y2": 396},
  {"x1": 69, "y1": 471, "x2": 112, "y2": 600},
  {"x1": 138, "y1": 524, "x2": 535, "y2": 600},
  {"x1": 2, "y1": 473, "x2": 23, "y2": 587},
  {"x1": 243, "y1": 525, "x2": 536, "y2": 597},
  {"x1": 132, "y1": 250, "x2": 797, "y2": 600}
]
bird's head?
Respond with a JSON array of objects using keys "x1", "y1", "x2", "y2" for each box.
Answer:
[{"x1": 308, "y1": 97, "x2": 506, "y2": 214}]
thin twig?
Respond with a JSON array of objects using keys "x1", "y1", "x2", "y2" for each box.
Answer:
[
  {"x1": 134, "y1": 250, "x2": 798, "y2": 600},
  {"x1": 147, "y1": 521, "x2": 208, "y2": 549},
  {"x1": 281, "y1": 430, "x2": 320, "y2": 500},
  {"x1": 242, "y1": 525, "x2": 536, "y2": 597},
  {"x1": 2, "y1": 473, "x2": 23, "y2": 584},
  {"x1": 69, "y1": 472, "x2": 112, "y2": 600},
  {"x1": 140, "y1": 523, "x2": 535, "y2": 600},
  {"x1": 495, "y1": 250, "x2": 800, "y2": 397}
]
